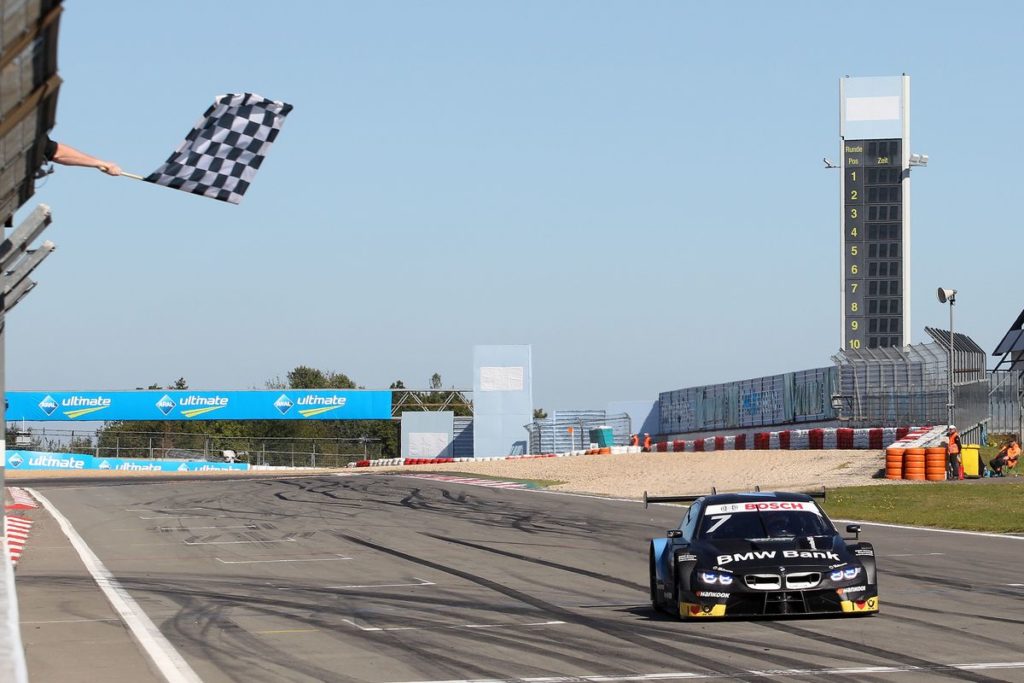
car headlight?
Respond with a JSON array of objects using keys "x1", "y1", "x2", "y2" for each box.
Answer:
[
  {"x1": 830, "y1": 567, "x2": 861, "y2": 581},
  {"x1": 697, "y1": 570, "x2": 734, "y2": 585}
]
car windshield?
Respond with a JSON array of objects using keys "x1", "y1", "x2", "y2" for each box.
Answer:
[{"x1": 698, "y1": 505, "x2": 833, "y2": 540}]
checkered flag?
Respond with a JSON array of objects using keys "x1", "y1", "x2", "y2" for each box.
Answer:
[{"x1": 143, "y1": 93, "x2": 293, "y2": 204}]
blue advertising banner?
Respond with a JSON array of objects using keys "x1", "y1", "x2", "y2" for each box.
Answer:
[
  {"x1": 6, "y1": 390, "x2": 393, "y2": 421},
  {"x1": 4, "y1": 450, "x2": 251, "y2": 472}
]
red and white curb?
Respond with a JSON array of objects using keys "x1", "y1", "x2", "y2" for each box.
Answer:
[
  {"x1": 5, "y1": 487, "x2": 38, "y2": 511},
  {"x1": 4, "y1": 516, "x2": 32, "y2": 567},
  {"x1": 400, "y1": 473, "x2": 529, "y2": 489},
  {"x1": 4, "y1": 487, "x2": 38, "y2": 567}
]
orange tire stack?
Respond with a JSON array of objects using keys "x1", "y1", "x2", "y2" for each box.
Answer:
[
  {"x1": 902, "y1": 447, "x2": 926, "y2": 480},
  {"x1": 925, "y1": 447, "x2": 947, "y2": 481},
  {"x1": 884, "y1": 448, "x2": 904, "y2": 480}
]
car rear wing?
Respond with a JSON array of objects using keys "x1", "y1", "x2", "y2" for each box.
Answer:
[
  {"x1": 643, "y1": 486, "x2": 827, "y2": 508},
  {"x1": 806, "y1": 486, "x2": 827, "y2": 500},
  {"x1": 643, "y1": 491, "x2": 708, "y2": 508}
]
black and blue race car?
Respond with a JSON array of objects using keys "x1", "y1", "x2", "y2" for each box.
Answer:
[{"x1": 647, "y1": 488, "x2": 878, "y2": 619}]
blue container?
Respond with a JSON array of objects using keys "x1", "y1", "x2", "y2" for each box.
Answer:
[{"x1": 589, "y1": 426, "x2": 614, "y2": 448}]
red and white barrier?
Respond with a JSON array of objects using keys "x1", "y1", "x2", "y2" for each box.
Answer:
[{"x1": 349, "y1": 426, "x2": 924, "y2": 468}]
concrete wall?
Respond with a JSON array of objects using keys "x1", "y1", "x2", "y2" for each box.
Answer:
[
  {"x1": 400, "y1": 411, "x2": 455, "y2": 458},
  {"x1": 472, "y1": 345, "x2": 532, "y2": 457}
]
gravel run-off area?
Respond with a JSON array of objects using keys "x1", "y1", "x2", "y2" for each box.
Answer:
[
  {"x1": 7, "y1": 450, "x2": 906, "y2": 499},
  {"x1": 368, "y1": 449, "x2": 900, "y2": 498}
]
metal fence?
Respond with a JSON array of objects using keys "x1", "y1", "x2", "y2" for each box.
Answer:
[
  {"x1": 659, "y1": 367, "x2": 837, "y2": 435},
  {"x1": 989, "y1": 371, "x2": 1022, "y2": 437},
  {"x1": 11, "y1": 427, "x2": 383, "y2": 467},
  {"x1": 831, "y1": 329, "x2": 989, "y2": 443},
  {"x1": 526, "y1": 411, "x2": 631, "y2": 454}
]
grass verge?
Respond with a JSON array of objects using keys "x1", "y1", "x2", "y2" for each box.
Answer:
[{"x1": 822, "y1": 482, "x2": 1024, "y2": 533}]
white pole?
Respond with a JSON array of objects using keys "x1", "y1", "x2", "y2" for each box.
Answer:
[{"x1": 948, "y1": 295, "x2": 955, "y2": 428}]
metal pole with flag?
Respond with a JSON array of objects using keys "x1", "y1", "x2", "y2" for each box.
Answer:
[{"x1": 113, "y1": 93, "x2": 292, "y2": 204}]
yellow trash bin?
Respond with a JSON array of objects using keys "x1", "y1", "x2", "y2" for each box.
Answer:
[{"x1": 962, "y1": 445, "x2": 981, "y2": 478}]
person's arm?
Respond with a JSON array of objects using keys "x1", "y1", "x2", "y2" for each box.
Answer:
[{"x1": 50, "y1": 141, "x2": 121, "y2": 176}]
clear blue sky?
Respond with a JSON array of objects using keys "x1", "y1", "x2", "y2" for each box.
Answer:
[{"x1": 9, "y1": 1, "x2": 1023, "y2": 411}]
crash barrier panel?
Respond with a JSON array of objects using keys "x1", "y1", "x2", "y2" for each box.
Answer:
[
  {"x1": 4, "y1": 450, "x2": 250, "y2": 472},
  {"x1": 924, "y1": 447, "x2": 947, "y2": 481},
  {"x1": 885, "y1": 447, "x2": 904, "y2": 480},
  {"x1": 962, "y1": 444, "x2": 982, "y2": 478},
  {"x1": 903, "y1": 447, "x2": 926, "y2": 480}
]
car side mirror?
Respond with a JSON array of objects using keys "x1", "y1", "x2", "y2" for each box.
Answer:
[
  {"x1": 666, "y1": 529, "x2": 683, "y2": 538},
  {"x1": 846, "y1": 524, "x2": 861, "y2": 540}
]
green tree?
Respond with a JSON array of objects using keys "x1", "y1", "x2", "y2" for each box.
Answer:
[
  {"x1": 287, "y1": 366, "x2": 357, "y2": 389},
  {"x1": 533, "y1": 408, "x2": 548, "y2": 419}
]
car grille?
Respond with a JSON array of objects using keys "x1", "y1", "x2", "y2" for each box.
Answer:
[
  {"x1": 743, "y1": 572, "x2": 822, "y2": 590},
  {"x1": 785, "y1": 572, "x2": 822, "y2": 589},
  {"x1": 744, "y1": 574, "x2": 782, "y2": 590}
]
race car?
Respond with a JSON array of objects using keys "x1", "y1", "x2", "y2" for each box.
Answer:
[{"x1": 647, "y1": 488, "x2": 878, "y2": 619}]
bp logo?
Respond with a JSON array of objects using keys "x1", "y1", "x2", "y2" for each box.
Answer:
[
  {"x1": 8, "y1": 453, "x2": 23, "y2": 468},
  {"x1": 156, "y1": 395, "x2": 176, "y2": 415},
  {"x1": 38, "y1": 395, "x2": 58, "y2": 416},
  {"x1": 274, "y1": 394, "x2": 293, "y2": 415}
]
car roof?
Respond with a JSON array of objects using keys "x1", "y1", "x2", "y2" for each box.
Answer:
[{"x1": 697, "y1": 491, "x2": 817, "y2": 506}]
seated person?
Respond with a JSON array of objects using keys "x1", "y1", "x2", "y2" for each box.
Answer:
[{"x1": 989, "y1": 440, "x2": 1021, "y2": 477}]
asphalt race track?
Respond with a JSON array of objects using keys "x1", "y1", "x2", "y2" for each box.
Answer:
[{"x1": 14, "y1": 474, "x2": 1024, "y2": 682}]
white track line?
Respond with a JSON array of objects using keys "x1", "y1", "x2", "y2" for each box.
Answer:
[
  {"x1": 835, "y1": 518, "x2": 1024, "y2": 540},
  {"x1": 343, "y1": 618, "x2": 564, "y2": 632},
  {"x1": 888, "y1": 552, "x2": 945, "y2": 557},
  {"x1": 389, "y1": 661, "x2": 1024, "y2": 683},
  {"x1": 27, "y1": 488, "x2": 202, "y2": 683},
  {"x1": 327, "y1": 578, "x2": 435, "y2": 589},
  {"x1": 184, "y1": 538, "x2": 295, "y2": 545},
  {"x1": 216, "y1": 555, "x2": 350, "y2": 564}
]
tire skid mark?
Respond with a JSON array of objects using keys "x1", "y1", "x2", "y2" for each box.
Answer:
[
  {"x1": 425, "y1": 533, "x2": 647, "y2": 592},
  {"x1": 882, "y1": 568, "x2": 1024, "y2": 600},
  {"x1": 875, "y1": 611, "x2": 1010, "y2": 648},
  {"x1": 758, "y1": 621, "x2": 1005, "y2": 683},
  {"x1": 164, "y1": 588, "x2": 361, "y2": 683},
  {"x1": 334, "y1": 531, "x2": 820, "y2": 682},
  {"x1": 259, "y1": 476, "x2": 918, "y2": 676},
  {"x1": 882, "y1": 598, "x2": 1024, "y2": 625}
]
